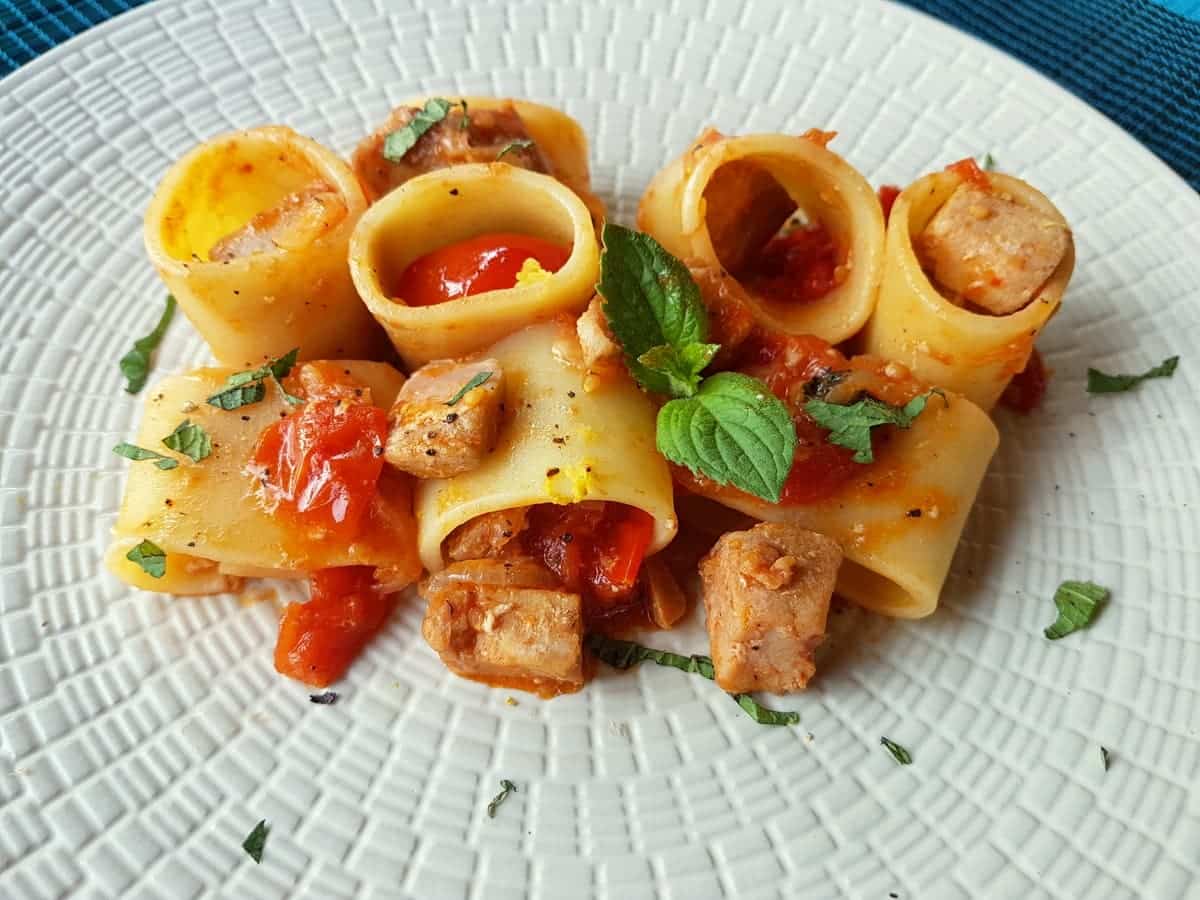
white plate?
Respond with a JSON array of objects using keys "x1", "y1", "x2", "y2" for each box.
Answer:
[{"x1": 2, "y1": 1, "x2": 1198, "y2": 897}]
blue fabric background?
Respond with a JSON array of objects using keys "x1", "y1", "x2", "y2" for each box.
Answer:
[{"x1": 1, "y1": 0, "x2": 1197, "y2": 190}]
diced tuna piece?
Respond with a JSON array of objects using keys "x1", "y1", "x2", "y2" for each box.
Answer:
[
  {"x1": 209, "y1": 182, "x2": 346, "y2": 261},
  {"x1": 699, "y1": 523, "x2": 842, "y2": 693},
  {"x1": 444, "y1": 508, "x2": 529, "y2": 562},
  {"x1": 384, "y1": 358, "x2": 504, "y2": 479},
  {"x1": 917, "y1": 183, "x2": 1070, "y2": 315},
  {"x1": 688, "y1": 265, "x2": 757, "y2": 359},
  {"x1": 421, "y1": 557, "x2": 584, "y2": 694},
  {"x1": 353, "y1": 102, "x2": 550, "y2": 202},
  {"x1": 704, "y1": 159, "x2": 796, "y2": 274},
  {"x1": 576, "y1": 295, "x2": 622, "y2": 371}
]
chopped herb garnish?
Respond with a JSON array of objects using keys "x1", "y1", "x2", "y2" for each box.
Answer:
[
  {"x1": 207, "y1": 349, "x2": 300, "y2": 410},
  {"x1": 241, "y1": 819, "x2": 269, "y2": 863},
  {"x1": 383, "y1": 97, "x2": 452, "y2": 162},
  {"x1": 446, "y1": 371, "x2": 493, "y2": 406},
  {"x1": 1086, "y1": 355, "x2": 1178, "y2": 394},
  {"x1": 309, "y1": 692, "x2": 338, "y2": 705},
  {"x1": 981, "y1": 152, "x2": 996, "y2": 171},
  {"x1": 119, "y1": 295, "x2": 176, "y2": 394},
  {"x1": 588, "y1": 634, "x2": 799, "y2": 726},
  {"x1": 496, "y1": 138, "x2": 535, "y2": 160},
  {"x1": 459, "y1": 98, "x2": 469, "y2": 130},
  {"x1": 1044, "y1": 580, "x2": 1108, "y2": 640},
  {"x1": 113, "y1": 442, "x2": 178, "y2": 470},
  {"x1": 881, "y1": 736, "x2": 912, "y2": 765},
  {"x1": 1100, "y1": 746, "x2": 1111, "y2": 771},
  {"x1": 162, "y1": 420, "x2": 212, "y2": 462},
  {"x1": 805, "y1": 391, "x2": 943, "y2": 464},
  {"x1": 126, "y1": 539, "x2": 166, "y2": 578},
  {"x1": 487, "y1": 779, "x2": 517, "y2": 818},
  {"x1": 597, "y1": 224, "x2": 795, "y2": 502}
]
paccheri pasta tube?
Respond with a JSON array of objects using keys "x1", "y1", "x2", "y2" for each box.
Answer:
[
  {"x1": 349, "y1": 164, "x2": 601, "y2": 368},
  {"x1": 637, "y1": 131, "x2": 886, "y2": 347},
  {"x1": 107, "y1": 361, "x2": 421, "y2": 593},
  {"x1": 414, "y1": 320, "x2": 678, "y2": 573},
  {"x1": 861, "y1": 167, "x2": 1074, "y2": 410},
  {"x1": 143, "y1": 126, "x2": 382, "y2": 366}
]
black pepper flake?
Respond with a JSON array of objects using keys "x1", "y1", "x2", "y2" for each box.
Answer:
[
  {"x1": 501, "y1": 530, "x2": 513, "y2": 538},
  {"x1": 343, "y1": 369, "x2": 351, "y2": 375},
  {"x1": 425, "y1": 449, "x2": 437, "y2": 456},
  {"x1": 449, "y1": 188, "x2": 459, "y2": 196},
  {"x1": 546, "y1": 467, "x2": 560, "y2": 476},
  {"x1": 241, "y1": 415, "x2": 251, "y2": 421},
  {"x1": 354, "y1": 388, "x2": 363, "y2": 397},
  {"x1": 426, "y1": 431, "x2": 438, "y2": 439},
  {"x1": 164, "y1": 499, "x2": 174, "y2": 507},
  {"x1": 444, "y1": 412, "x2": 459, "y2": 423},
  {"x1": 309, "y1": 691, "x2": 338, "y2": 705},
  {"x1": 567, "y1": 391, "x2": 576, "y2": 398},
  {"x1": 561, "y1": 533, "x2": 574, "y2": 544},
  {"x1": 233, "y1": 290, "x2": 240, "y2": 295},
  {"x1": 553, "y1": 437, "x2": 566, "y2": 445},
  {"x1": 906, "y1": 508, "x2": 921, "y2": 518},
  {"x1": 373, "y1": 446, "x2": 383, "y2": 457}
]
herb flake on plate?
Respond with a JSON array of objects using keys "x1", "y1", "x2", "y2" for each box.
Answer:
[
  {"x1": 1086, "y1": 355, "x2": 1178, "y2": 394},
  {"x1": 241, "y1": 819, "x2": 269, "y2": 863},
  {"x1": 1044, "y1": 580, "x2": 1108, "y2": 640},
  {"x1": 119, "y1": 295, "x2": 176, "y2": 394},
  {"x1": 487, "y1": 779, "x2": 517, "y2": 818},
  {"x1": 881, "y1": 736, "x2": 912, "y2": 765}
]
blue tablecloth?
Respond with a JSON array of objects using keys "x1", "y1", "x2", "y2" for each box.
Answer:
[{"x1": 1, "y1": 0, "x2": 1197, "y2": 191}]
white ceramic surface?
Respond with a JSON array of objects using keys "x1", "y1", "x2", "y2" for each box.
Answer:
[{"x1": 1, "y1": 1, "x2": 1198, "y2": 897}]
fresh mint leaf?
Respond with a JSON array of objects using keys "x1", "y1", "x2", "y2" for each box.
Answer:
[
  {"x1": 881, "y1": 736, "x2": 912, "y2": 765},
  {"x1": 446, "y1": 371, "x2": 493, "y2": 406},
  {"x1": 1044, "y1": 580, "x2": 1108, "y2": 640},
  {"x1": 126, "y1": 539, "x2": 166, "y2": 578},
  {"x1": 487, "y1": 780, "x2": 517, "y2": 818},
  {"x1": 383, "y1": 98, "x2": 452, "y2": 162},
  {"x1": 241, "y1": 819, "x2": 269, "y2": 863},
  {"x1": 636, "y1": 342, "x2": 720, "y2": 398},
  {"x1": 588, "y1": 635, "x2": 799, "y2": 727},
  {"x1": 207, "y1": 349, "x2": 300, "y2": 410},
  {"x1": 119, "y1": 295, "x2": 176, "y2": 394},
  {"x1": 804, "y1": 391, "x2": 941, "y2": 464},
  {"x1": 1086, "y1": 356, "x2": 1178, "y2": 394},
  {"x1": 162, "y1": 420, "x2": 211, "y2": 462},
  {"x1": 597, "y1": 223, "x2": 710, "y2": 392},
  {"x1": 657, "y1": 372, "x2": 796, "y2": 503},
  {"x1": 113, "y1": 442, "x2": 178, "y2": 470},
  {"x1": 496, "y1": 138, "x2": 534, "y2": 160}
]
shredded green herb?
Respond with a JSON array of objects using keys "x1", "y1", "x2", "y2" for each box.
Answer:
[
  {"x1": 880, "y1": 736, "x2": 912, "y2": 765},
  {"x1": 241, "y1": 819, "x2": 269, "y2": 863},
  {"x1": 119, "y1": 295, "x2": 176, "y2": 394},
  {"x1": 445, "y1": 371, "x2": 493, "y2": 406},
  {"x1": 487, "y1": 779, "x2": 517, "y2": 818}
]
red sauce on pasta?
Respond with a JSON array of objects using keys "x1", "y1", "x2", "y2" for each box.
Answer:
[
  {"x1": 395, "y1": 231, "x2": 570, "y2": 306},
  {"x1": 1000, "y1": 347, "x2": 1049, "y2": 413},
  {"x1": 878, "y1": 184, "x2": 901, "y2": 221},
  {"x1": 741, "y1": 223, "x2": 840, "y2": 305}
]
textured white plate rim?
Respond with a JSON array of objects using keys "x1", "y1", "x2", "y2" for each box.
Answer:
[{"x1": 2, "y1": 1, "x2": 1200, "y2": 900}]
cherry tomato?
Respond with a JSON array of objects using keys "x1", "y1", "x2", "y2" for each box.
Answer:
[
  {"x1": 522, "y1": 503, "x2": 655, "y2": 610},
  {"x1": 1000, "y1": 347, "x2": 1049, "y2": 414},
  {"x1": 274, "y1": 566, "x2": 395, "y2": 686},
  {"x1": 394, "y1": 231, "x2": 571, "y2": 307},
  {"x1": 878, "y1": 184, "x2": 901, "y2": 221},
  {"x1": 251, "y1": 399, "x2": 388, "y2": 539},
  {"x1": 742, "y1": 223, "x2": 840, "y2": 305},
  {"x1": 945, "y1": 157, "x2": 991, "y2": 190}
]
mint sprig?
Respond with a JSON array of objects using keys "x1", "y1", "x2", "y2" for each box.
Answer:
[
  {"x1": 804, "y1": 391, "x2": 942, "y2": 464},
  {"x1": 596, "y1": 224, "x2": 795, "y2": 502},
  {"x1": 206, "y1": 348, "x2": 300, "y2": 410}
]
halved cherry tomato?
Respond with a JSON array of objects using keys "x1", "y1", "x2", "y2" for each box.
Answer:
[
  {"x1": 878, "y1": 184, "x2": 901, "y2": 221},
  {"x1": 1000, "y1": 347, "x2": 1048, "y2": 414},
  {"x1": 274, "y1": 566, "x2": 395, "y2": 686},
  {"x1": 741, "y1": 223, "x2": 840, "y2": 305},
  {"x1": 394, "y1": 231, "x2": 571, "y2": 307},
  {"x1": 522, "y1": 503, "x2": 655, "y2": 610},
  {"x1": 946, "y1": 157, "x2": 991, "y2": 191},
  {"x1": 251, "y1": 399, "x2": 388, "y2": 539}
]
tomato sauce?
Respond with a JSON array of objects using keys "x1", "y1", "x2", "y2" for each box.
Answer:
[
  {"x1": 945, "y1": 157, "x2": 991, "y2": 191},
  {"x1": 1000, "y1": 347, "x2": 1049, "y2": 413},
  {"x1": 394, "y1": 231, "x2": 571, "y2": 306},
  {"x1": 878, "y1": 184, "x2": 901, "y2": 221},
  {"x1": 274, "y1": 566, "x2": 396, "y2": 686},
  {"x1": 740, "y1": 223, "x2": 840, "y2": 305},
  {"x1": 521, "y1": 502, "x2": 655, "y2": 624}
]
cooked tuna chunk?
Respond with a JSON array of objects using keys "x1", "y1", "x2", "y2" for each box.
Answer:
[
  {"x1": 208, "y1": 182, "x2": 347, "y2": 261},
  {"x1": 421, "y1": 557, "x2": 584, "y2": 694},
  {"x1": 917, "y1": 183, "x2": 1070, "y2": 315},
  {"x1": 353, "y1": 102, "x2": 550, "y2": 202},
  {"x1": 384, "y1": 358, "x2": 504, "y2": 479},
  {"x1": 700, "y1": 523, "x2": 842, "y2": 693},
  {"x1": 704, "y1": 159, "x2": 796, "y2": 274},
  {"x1": 444, "y1": 508, "x2": 529, "y2": 562},
  {"x1": 576, "y1": 295, "x2": 621, "y2": 371},
  {"x1": 688, "y1": 265, "x2": 757, "y2": 360}
]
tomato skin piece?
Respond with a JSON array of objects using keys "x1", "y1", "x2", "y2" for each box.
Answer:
[
  {"x1": 394, "y1": 232, "x2": 571, "y2": 307},
  {"x1": 742, "y1": 224, "x2": 840, "y2": 305},
  {"x1": 274, "y1": 566, "x2": 395, "y2": 687},
  {"x1": 1000, "y1": 347, "x2": 1049, "y2": 414},
  {"x1": 945, "y1": 157, "x2": 991, "y2": 191},
  {"x1": 251, "y1": 400, "x2": 388, "y2": 539}
]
